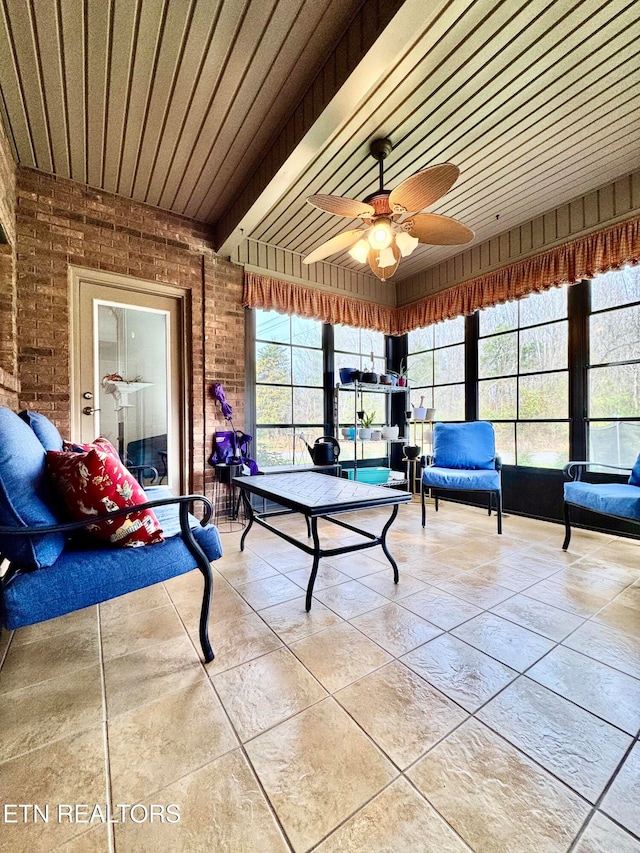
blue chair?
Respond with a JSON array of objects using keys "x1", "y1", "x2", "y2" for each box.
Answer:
[
  {"x1": 562, "y1": 455, "x2": 640, "y2": 550},
  {"x1": 0, "y1": 408, "x2": 222, "y2": 661},
  {"x1": 421, "y1": 421, "x2": 503, "y2": 534}
]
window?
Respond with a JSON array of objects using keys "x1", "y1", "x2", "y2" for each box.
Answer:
[
  {"x1": 588, "y1": 265, "x2": 640, "y2": 467},
  {"x1": 407, "y1": 316, "x2": 465, "y2": 421},
  {"x1": 254, "y1": 310, "x2": 324, "y2": 467},
  {"x1": 335, "y1": 325, "x2": 387, "y2": 460},
  {"x1": 478, "y1": 288, "x2": 569, "y2": 467}
]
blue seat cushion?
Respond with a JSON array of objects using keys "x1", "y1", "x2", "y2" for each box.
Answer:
[
  {"x1": 0, "y1": 407, "x2": 66, "y2": 568},
  {"x1": 18, "y1": 410, "x2": 64, "y2": 452},
  {"x1": 2, "y1": 521, "x2": 222, "y2": 629},
  {"x1": 422, "y1": 465, "x2": 501, "y2": 491},
  {"x1": 629, "y1": 453, "x2": 640, "y2": 487},
  {"x1": 564, "y1": 481, "x2": 640, "y2": 521},
  {"x1": 433, "y1": 422, "x2": 496, "y2": 469}
]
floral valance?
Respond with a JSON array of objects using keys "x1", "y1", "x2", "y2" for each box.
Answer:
[{"x1": 243, "y1": 215, "x2": 640, "y2": 335}]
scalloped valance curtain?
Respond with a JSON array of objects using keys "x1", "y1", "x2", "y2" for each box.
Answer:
[{"x1": 242, "y1": 216, "x2": 640, "y2": 335}]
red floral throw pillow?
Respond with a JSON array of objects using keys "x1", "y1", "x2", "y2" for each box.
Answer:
[
  {"x1": 62, "y1": 435, "x2": 121, "y2": 462},
  {"x1": 46, "y1": 448, "x2": 164, "y2": 547}
]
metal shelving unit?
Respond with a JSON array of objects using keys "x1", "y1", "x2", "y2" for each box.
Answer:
[{"x1": 334, "y1": 382, "x2": 409, "y2": 486}]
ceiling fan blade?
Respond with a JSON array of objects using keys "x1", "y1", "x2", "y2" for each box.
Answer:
[
  {"x1": 303, "y1": 229, "x2": 365, "y2": 265},
  {"x1": 307, "y1": 194, "x2": 375, "y2": 219},
  {"x1": 389, "y1": 164, "x2": 460, "y2": 214},
  {"x1": 367, "y1": 244, "x2": 400, "y2": 281},
  {"x1": 409, "y1": 213, "x2": 474, "y2": 245}
]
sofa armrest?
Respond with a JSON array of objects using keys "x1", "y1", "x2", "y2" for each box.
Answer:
[
  {"x1": 494, "y1": 455, "x2": 502, "y2": 472},
  {"x1": 0, "y1": 494, "x2": 213, "y2": 538},
  {"x1": 563, "y1": 461, "x2": 632, "y2": 481}
]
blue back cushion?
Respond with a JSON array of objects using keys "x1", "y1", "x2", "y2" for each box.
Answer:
[
  {"x1": 0, "y1": 407, "x2": 65, "y2": 567},
  {"x1": 433, "y1": 421, "x2": 496, "y2": 470},
  {"x1": 18, "y1": 410, "x2": 64, "y2": 451},
  {"x1": 629, "y1": 453, "x2": 640, "y2": 486}
]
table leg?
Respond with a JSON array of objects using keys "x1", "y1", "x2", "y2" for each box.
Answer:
[
  {"x1": 239, "y1": 491, "x2": 255, "y2": 552},
  {"x1": 305, "y1": 516, "x2": 321, "y2": 611},
  {"x1": 380, "y1": 503, "x2": 400, "y2": 583}
]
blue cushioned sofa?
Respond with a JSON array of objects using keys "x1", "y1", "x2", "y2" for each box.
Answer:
[
  {"x1": 0, "y1": 407, "x2": 222, "y2": 661},
  {"x1": 562, "y1": 455, "x2": 640, "y2": 550}
]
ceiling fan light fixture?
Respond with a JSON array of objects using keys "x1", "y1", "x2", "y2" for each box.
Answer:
[
  {"x1": 377, "y1": 246, "x2": 396, "y2": 268},
  {"x1": 348, "y1": 238, "x2": 370, "y2": 264},
  {"x1": 368, "y1": 218, "x2": 393, "y2": 250},
  {"x1": 395, "y1": 231, "x2": 419, "y2": 257}
]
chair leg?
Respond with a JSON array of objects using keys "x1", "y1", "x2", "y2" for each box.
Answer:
[
  {"x1": 562, "y1": 502, "x2": 572, "y2": 550},
  {"x1": 488, "y1": 492, "x2": 492, "y2": 516},
  {"x1": 434, "y1": 491, "x2": 439, "y2": 511},
  {"x1": 421, "y1": 481, "x2": 426, "y2": 527},
  {"x1": 496, "y1": 490, "x2": 503, "y2": 535}
]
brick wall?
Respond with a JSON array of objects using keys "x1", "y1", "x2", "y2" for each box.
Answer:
[
  {"x1": 14, "y1": 167, "x2": 245, "y2": 495},
  {"x1": 0, "y1": 117, "x2": 18, "y2": 404}
]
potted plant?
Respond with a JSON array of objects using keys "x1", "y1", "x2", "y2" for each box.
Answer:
[
  {"x1": 357, "y1": 410, "x2": 375, "y2": 440},
  {"x1": 390, "y1": 358, "x2": 410, "y2": 387}
]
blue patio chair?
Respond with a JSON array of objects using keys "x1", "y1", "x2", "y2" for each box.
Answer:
[
  {"x1": 0, "y1": 408, "x2": 222, "y2": 661},
  {"x1": 421, "y1": 421, "x2": 503, "y2": 534},
  {"x1": 562, "y1": 454, "x2": 640, "y2": 549}
]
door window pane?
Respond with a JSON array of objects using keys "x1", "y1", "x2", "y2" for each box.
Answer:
[
  {"x1": 589, "y1": 421, "x2": 640, "y2": 468},
  {"x1": 479, "y1": 377, "x2": 517, "y2": 420},
  {"x1": 590, "y1": 304, "x2": 640, "y2": 364},
  {"x1": 433, "y1": 384, "x2": 465, "y2": 421},
  {"x1": 434, "y1": 344, "x2": 464, "y2": 385},
  {"x1": 493, "y1": 422, "x2": 515, "y2": 465},
  {"x1": 519, "y1": 372, "x2": 568, "y2": 419},
  {"x1": 519, "y1": 322, "x2": 567, "y2": 373},
  {"x1": 479, "y1": 332, "x2": 518, "y2": 378}
]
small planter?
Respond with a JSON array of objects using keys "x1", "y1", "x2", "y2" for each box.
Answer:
[
  {"x1": 370, "y1": 429, "x2": 382, "y2": 440},
  {"x1": 381, "y1": 425, "x2": 399, "y2": 440},
  {"x1": 397, "y1": 376, "x2": 407, "y2": 387},
  {"x1": 413, "y1": 407, "x2": 427, "y2": 420},
  {"x1": 358, "y1": 428, "x2": 372, "y2": 440}
]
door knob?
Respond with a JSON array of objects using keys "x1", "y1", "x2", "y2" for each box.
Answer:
[
  {"x1": 82, "y1": 406, "x2": 101, "y2": 415},
  {"x1": 83, "y1": 391, "x2": 94, "y2": 400}
]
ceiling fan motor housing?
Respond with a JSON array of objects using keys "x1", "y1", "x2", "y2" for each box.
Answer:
[{"x1": 362, "y1": 190, "x2": 392, "y2": 217}]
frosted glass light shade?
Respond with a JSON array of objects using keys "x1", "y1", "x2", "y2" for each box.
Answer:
[
  {"x1": 395, "y1": 231, "x2": 419, "y2": 257},
  {"x1": 348, "y1": 239, "x2": 370, "y2": 264},
  {"x1": 378, "y1": 246, "x2": 396, "y2": 268},
  {"x1": 368, "y1": 218, "x2": 393, "y2": 250}
]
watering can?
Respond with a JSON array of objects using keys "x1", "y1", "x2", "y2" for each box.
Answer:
[{"x1": 302, "y1": 435, "x2": 341, "y2": 465}]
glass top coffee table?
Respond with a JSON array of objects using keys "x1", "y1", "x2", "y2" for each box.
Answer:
[{"x1": 233, "y1": 471, "x2": 412, "y2": 610}]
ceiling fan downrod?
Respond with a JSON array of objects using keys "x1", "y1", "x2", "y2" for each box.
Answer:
[{"x1": 369, "y1": 137, "x2": 393, "y2": 193}]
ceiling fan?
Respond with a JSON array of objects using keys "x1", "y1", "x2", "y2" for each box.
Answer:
[{"x1": 302, "y1": 138, "x2": 474, "y2": 281}]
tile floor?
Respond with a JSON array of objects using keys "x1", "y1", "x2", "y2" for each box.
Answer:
[{"x1": 1, "y1": 500, "x2": 639, "y2": 852}]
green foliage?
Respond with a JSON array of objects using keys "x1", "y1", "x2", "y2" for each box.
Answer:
[{"x1": 358, "y1": 410, "x2": 376, "y2": 428}]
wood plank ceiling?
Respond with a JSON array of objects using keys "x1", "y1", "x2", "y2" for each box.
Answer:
[{"x1": 1, "y1": 0, "x2": 639, "y2": 285}]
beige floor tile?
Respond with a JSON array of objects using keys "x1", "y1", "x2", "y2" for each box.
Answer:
[
  {"x1": 408, "y1": 718, "x2": 590, "y2": 853},
  {"x1": 246, "y1": 697, "x2": 397, "y2": 852},
  {"x1": 499, "y1": 548, "x2": 574, "y2": 577},
  {"x1": 550, "y1": 565, "x2": 631, "y2": 598},
  {"x1": 212, "y1": 646, "x2": 326, "y2": 741},
  {"x1": 436, "y1": 573, "x2": 515, "y2": 608},
  {"x1": 433, "y1": 546, "x2": 492, "y2": 572},
  {"x1": 0, "y1": 663, "x2": 102, "y2": 763},
  {"x1": 103, "y1": 634, "x2": 205, "y2": 718},
  {"x1": 477, "y1": 677, "x2": 631, "y2": 802},
  {"x1": 0, "y1": 627, "x2": 100, "y2": 694},
  {"x1": 114, "y1": 748, "x2": 289, "y2": 853},
  {"x1": 335, "y1": 661, "x2": 466, "y2": 769},
  {"x1": 349, "y1": 602, "x2": 441, "y2": 657},
  {"x1": 315, "y1": 776, "x2": 470, "y2": 852},
  {"x1": 109, "y1": 680, "x2": 237, "y2": 803},
  {"x1": 290, "y1": 622, "x2": 391, "y2": 693},
  {"x1": 491, "y1": 593, "x2": 584, "y2": 641},
  {"x1": 215, "y1": 555, "x2": 278, "y2": 586},
  {"x1": 99, "y1": 583, "x2": 169, "y2": 620},
  {"x1": 568, "y1": 554, "x2": 640, "y2": 586},
  {"x1": 325, "y1": 551, "x2": 389, "y2": 579},
  {"x1": 402, "y1": 633, "x2": 517, "y2": 712},
  {"x1": 314, "y1": 579, "x2": 389, "y2": 619},
  {"x1": 100, "y1": 604, "x2": 187, "y2": 661},
  {"x1": 166, "y1": 571, "x2": 252, "y2": 625},
  {"x1": 452, "y1": 612, "x2": 555, "y2": 671},
  {"x1": 592, "y1": 539, "x2": 640, "y2": 572},
  {"x1": 358, "y1": 567, "x2": 429, "y2": 600},
  {"x1": 573, "y1": 812, "x2": 640, "y2": 853},
  {"x1": 564, "y1": 620, "x2": 640, "y2": 680},
  {"x1": 285, "y1": 563, "x2": 350, "y2": 591},
  {"x1": 524, "y1": 578, "x2": 613, "y2": 618},
  {"x1": 401, "y1": 586, "x2": 482, "y2": 630},
  {"x1": 203, "y1": 612, "x2": 282, "y2": 675},
  {"x1": 528, "y1": 645, "x2": 640, "y2": 735},
  {"x1": 235, "y1": 573, "x2": 304, "y2": 610},
  {"x1": 402, "y1": 560, "x2": 461, "y2": 584},
  {"x1": 11, "y1": 606, "x2": 97, "y2": 648},
  {"x1": 594, "y1": 599, "x2": 640, "y2": 639},
  {"x1": 0, "y1": 726, "x2": 106, "y2": 853},
  {"x1": 258, "y1": 596, "x2": 343, "y2": 643},
  {"x1": 601, "y1": 741, "x2": 640, "y2": 837},
  {"x1": 52, "y1": 825, "x2": 110, "y2": 851},
  {"x1": 470, "y1": 562, "x2": 541, "y2": 592}
]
